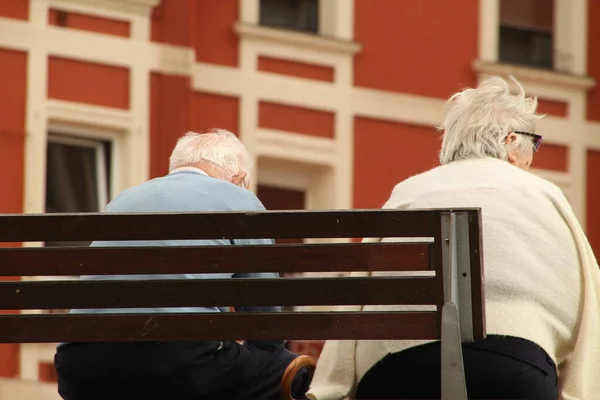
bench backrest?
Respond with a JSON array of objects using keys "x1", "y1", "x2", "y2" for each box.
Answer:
[{"x1": 0, "y1": 208, "x2": 485, "y2": 344}]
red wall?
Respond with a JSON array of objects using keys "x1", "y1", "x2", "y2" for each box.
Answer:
[
  {"x1": 0, "y1": 49, "x2": 27, "y2": 214},
  {"x1": 533, "y1": 144, "x2": 568, "y2": 171},
  {"x1": 149, "y1": 73, "x2": 192, "y2": 178},
  {"x1": 587, "y1": 0, "x2": 600, "y2": 122},
  {"x1": 48, "y1": 57, "x2": 130, "y2": 109},
  {"x1": 191, "y1": 92, "x2": 239, "y2": 135},
  {"x1": 0, "y1": 0, "x2": 28, "y2": 20},
  {"x1": 354, "y1": 0, "x2": 478, "y2": 99},
  {"x1": 194, "y1": 0, "x2": 238, "y2": 66},
  {"x1": 353, "y1": 117, "x2": 440, "y2": 208},
  {"x1": 259, "y1": 102, "x2": 335, "y2": 138},
  {"x1": 0, "y1": 48, "x2": 27, "y2": 378},
  {"x1": 258, "y1": 56, "x2": 335, "y2": 82},
  {"x1": 151, "y1": 0, "x2": 238, "y2": 67},
  {"x1": 151, "y1": 0, "x2": 195, "y2": 47},
  {"x1": 587, "y1": 150, "x2": 600, "y2": 258},
  {"x1": 536, "y1": 98, "x2": 568, "y2": 118}
]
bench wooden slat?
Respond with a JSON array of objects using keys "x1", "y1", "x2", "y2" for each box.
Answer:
[
  {"x1": 0, "y1": 242, "x2": 431, "y2": 276},
  {"x1": 0, "y1": 209, "x2": 440, "y2": 242},
  {"x1": 0, "y1": 312, "x2": 439, "y2": 343},
  {"x1": 0, "y1": 277, "x2": 438, "y2": 310}
]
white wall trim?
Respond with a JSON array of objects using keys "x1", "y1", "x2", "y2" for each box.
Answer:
[
  {"x1": 257, "y1": 160, "x2": 314, "y2": 192},
  {"x1": 256, "y1": 128, "x2": 337, "y2": 167},
  {"x1": 47, "y1": 100, "x2": 132, "y2": 129},
  {"x1": 49, "y1": 0, "x2": 159, "y2": 18},
  {"x1": 478, "y1": 0, "x2": 499, "y2": 62},
  {"x1": 554, "y1": 0, "x2": 589, "y2": 75},
  {"x1": 49, "y1": 0, "x2": 130, "y2": 22},
  {"x1": 474, "y1": 60, "x2": 596, "y2": 91},
  {"x1": 0, "y1": 377, "x2": 59, "y2": 400},
  {"x1": 239, "y1": 0, "x2": 259, "y2": 24},
  {"x1": 351, "y1": 87, "x2": 444, "y2": 127},
  {"x1": 234, "y1": 23, "x2": 362, "y2": 56},
  {"x1": 23, "y1": 0, "x2": 51, "y2": 216},
  {"x1": 319, "y1": 0, "x2": 355, "y2": 39},
  {"x1": 19, "y1": 341, "x2": 60, "y2": 382}
]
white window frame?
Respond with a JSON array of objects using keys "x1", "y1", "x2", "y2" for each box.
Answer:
[
  {"x1": 479, "y1": 0, "x2": 589, "y2": 75},
  {"x1": 46, "y1": 134, "x2": 111, "y2": 212},
  {"x1": 240, "y1": 0, "x2": 354, "y2": 40},
  {"x1": 46, "y1": 120, "x2": 126, "y2": 203}
]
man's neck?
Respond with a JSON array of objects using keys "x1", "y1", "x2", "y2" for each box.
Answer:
[{"x1": 169, "y1": 166, "x2": 209, "y2": 176}]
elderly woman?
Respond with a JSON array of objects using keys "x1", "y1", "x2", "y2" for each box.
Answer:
[{"x1": 306, "y1": 76, "x2": 600, "y2": 400}]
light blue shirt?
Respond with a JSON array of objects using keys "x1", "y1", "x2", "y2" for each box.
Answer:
[{"x1": 59, "y1": 169, "x2": 283, "y2": 348}]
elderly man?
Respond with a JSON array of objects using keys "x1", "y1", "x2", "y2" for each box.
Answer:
[
  {"x1": 306, "y1": 76, "x2": 600, "y2": 400},
  {"x1": 54, "y1": 129, "x2": 309, "y2": 400}
]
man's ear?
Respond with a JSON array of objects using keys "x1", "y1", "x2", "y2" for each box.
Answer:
[{"x1": 231, "y1": 172, "x2": 248, "y2": 188}]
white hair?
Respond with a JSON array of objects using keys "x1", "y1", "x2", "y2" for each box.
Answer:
[
  {"x1": 439, "y1": 75, "x2": 543, "y2": 165},
  {"x1": 168, "y1": 129, "x2": 252, "y2": 181}
]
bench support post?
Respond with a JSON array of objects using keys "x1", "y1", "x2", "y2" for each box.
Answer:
[{"x1": 440, "y1": 212, "x2": 474, "y2": 400}]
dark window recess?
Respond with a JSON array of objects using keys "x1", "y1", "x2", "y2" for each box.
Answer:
[
  {"x1": 56, "y1": 10, "x2": 69, "y2": 27},
  {"x1": 499, "y1": 27, "x2": 553, "y2": 69},
  {"x1": 256, "y1": 184, "x2": 306, "y2": 245},
  {"x1": 45, "y1": 138, "x2": 112, "y2": 247},
  {"x1": 498, "y1": 0, "x2": 554, "y2": 69},
  {"x1": 256, "y1": 184, "x2": 307, "y2": 313},
  {"x1": 259, "y1": 0, "x2": 318, "y2": 34}
]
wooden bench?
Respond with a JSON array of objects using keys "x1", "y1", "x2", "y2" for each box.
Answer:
[{"x1": 0, "y1": 208, "x2": 485, "y2": 400}]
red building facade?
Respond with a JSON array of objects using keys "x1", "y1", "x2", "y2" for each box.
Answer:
[{"x1": 1, "y1": 0, "x2": 599, "y2": 397}]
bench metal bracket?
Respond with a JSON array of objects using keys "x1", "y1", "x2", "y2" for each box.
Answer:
[{"x1": 440, "y1": 212, "x2": 474, "y2": 400}]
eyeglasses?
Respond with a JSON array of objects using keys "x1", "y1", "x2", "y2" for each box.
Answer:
[{"x1": 514, "y1": 131, "x2": 543, "y2": 152}]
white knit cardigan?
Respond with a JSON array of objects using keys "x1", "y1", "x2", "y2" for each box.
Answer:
[{"x1": 307, "y1": 157, "x2": 600, "y2": 400}]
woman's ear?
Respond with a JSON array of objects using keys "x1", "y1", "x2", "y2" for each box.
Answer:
[
  {"x1": 504, "y1": 132, "x2": 517, "y2": 146},
  {"x1": 504, "y1": 132, "x2": 518, "y2": 165}
]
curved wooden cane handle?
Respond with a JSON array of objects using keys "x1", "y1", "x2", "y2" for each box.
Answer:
[{"x1": 280, "y1": 355, "x2": 317, "y2": 400}]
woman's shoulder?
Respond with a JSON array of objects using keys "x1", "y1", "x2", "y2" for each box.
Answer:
[{"x1": 387, "y1": 158, "x2": 564, "y2": 205}]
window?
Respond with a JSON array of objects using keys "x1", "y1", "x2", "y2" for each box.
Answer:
[
  {"x1": 45, "y1": 134, "x2": 112, "y2": 247},
  {"x1": 259, "y1": 0, "x2": 319, "y2": 34},
  {"x1": 498, "y1": 0, "x2": 554, "y2": 69}
]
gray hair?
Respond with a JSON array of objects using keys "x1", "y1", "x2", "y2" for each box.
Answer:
[
  {"x1": 168, "y1": 129, "x2": 252, "y2": 181},
  {"x1": 439, "y1": 75, "x2": 543, "y2": 165}
]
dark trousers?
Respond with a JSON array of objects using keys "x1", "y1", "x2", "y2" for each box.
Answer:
[
  {"x1": 54, "y1": 340, "x2": 310, "y2": 400},
  {"x1": 356, "y1": 335, "x2": 558, "y2": 400}
]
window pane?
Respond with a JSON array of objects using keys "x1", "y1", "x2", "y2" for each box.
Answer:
[
  {"x1": 104, "y1": 141, "x2": 112, "y2": 200},
  {"x1": 499, "y1": 0, "x2": 554, "y2": 69},
  {"x1": 46, "y1": 142, "x2": 99, "y2": 213},
  {"x1": 499, "y1": 27, "x2": 553, "y2": 69},
  {"x1": 500, "y1": 0, "x2": 553, "y2": 32},
  {"x1": 260, "y1": 0, "x2": 318, "y2": 33},
  {"x1": 45, "y1": 137, "x2": 112, "y2": 247}
]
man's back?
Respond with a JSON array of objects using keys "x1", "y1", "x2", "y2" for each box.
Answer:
[{"x1": 70, "y1": 168, "x2": 278, "y2": 315}]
